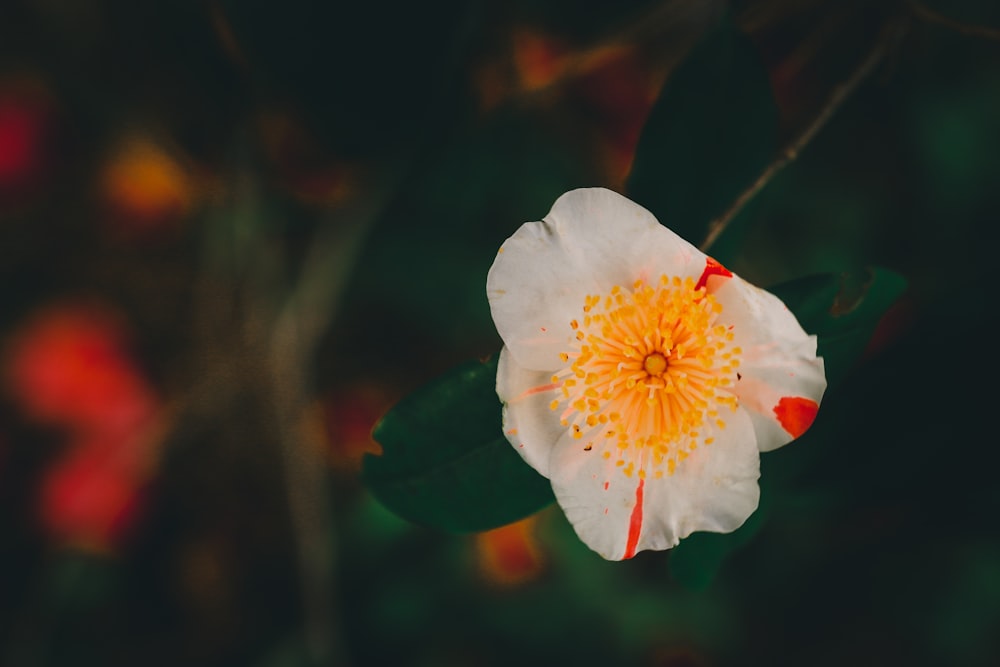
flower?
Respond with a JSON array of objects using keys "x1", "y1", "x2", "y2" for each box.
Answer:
[
  {"x1": 476, "y1": 516, "x2": 545, "y2": 586},
  {"x1": 100, "y1": 134, "x2": 196, "y2": 238},
  {"x1": 487, "y1": 188, "x2": 826, "y2": 560},
  {"x1": 3, "y1": 304, "x2": 163, "y2": 550}
]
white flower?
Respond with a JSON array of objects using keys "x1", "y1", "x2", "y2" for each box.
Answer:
[{"x1": 487, "y1": 188, "x2": 826, "y2": 560}]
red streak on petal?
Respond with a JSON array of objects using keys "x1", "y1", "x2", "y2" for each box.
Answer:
[
  {"x1": 518, "y1": 383, "x2": 558, "y2": 399},
  {"x1": 774, "y1": 397, "x2": 819, "y2": 438},
  {"x1": 694, "y1": 257, "x2": 733, "y2": 292},
  {"x1": 603, "y1": 481, "x2": 609, "y2": 491},
  {"x1": 623, "y1": 478, "x2": 645, "y2": 559}
]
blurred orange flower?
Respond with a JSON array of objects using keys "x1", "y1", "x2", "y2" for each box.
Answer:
[
  {"x1": 512, "y1": 29, "x2": 569, "y2": 92},
  {"x1": 476, "y1": 516, "x2": 545, "y2": 587},
  {"x1": 100, "y1": 134, "x2": 197, "y2": 237}
]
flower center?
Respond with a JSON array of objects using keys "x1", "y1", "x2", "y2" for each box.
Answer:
[
  {"x1": 549, "y1": 275, "x2": 741, "y2": 479},
  {"x1": 642, "y1": 352, "x2": 668, "y2": 376}
]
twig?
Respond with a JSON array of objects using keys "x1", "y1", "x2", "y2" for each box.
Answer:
[
  {"x1": 268, "y1": 169, "x2": 398, "y2": 667},
  {"x1": 699, "y1": 17, "x2": 909, "y2": 252},
  {"x1": 911, "y1": 2, "x2": 1000, "y2": 41},
  {"x1": 187, "y1": 137, "x2": 399, "y2": 666}
]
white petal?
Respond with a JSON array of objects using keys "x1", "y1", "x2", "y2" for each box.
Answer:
[
  {"x1": 715, "y1": 278, "x2": 827, "y2": 451},
  {"x1": 496, "y1": 346, "x2": 565, "y2": 478},
  {"x1": 548, "y1": 409, "x2": 761, "y2": 560},
  {"x1": 487, "y1": 188, "x2": 704, "y2": 371}
]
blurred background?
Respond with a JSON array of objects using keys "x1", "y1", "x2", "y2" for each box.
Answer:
[{"x1": 0, "y1": 0, "x2": 999, "y2": 665}]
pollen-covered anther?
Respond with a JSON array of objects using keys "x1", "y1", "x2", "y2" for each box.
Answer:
[{"x1": 548, "y1": 274, "x2": 742, "y2": 477}]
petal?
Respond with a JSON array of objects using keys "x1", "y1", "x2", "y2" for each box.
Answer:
[
  {"x1": 548, "y1": 409, "x2": 761, "y2": 560},
  {"x1": 714, "y1": 278, "x2": 827, "y2": 451},
  {"x1": 487, "y1": 188, "x2": 704, "y2": 371},
  {"x1": 496, "y1": 346, "x2": 565, "y2": 478}
]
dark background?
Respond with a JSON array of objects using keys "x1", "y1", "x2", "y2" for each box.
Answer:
[{"x1": 0, "y1": 0, "x2": 998, "y2": 665}]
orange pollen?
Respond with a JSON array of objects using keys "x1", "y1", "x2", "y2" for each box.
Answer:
[{"x1": 549, "y1": 274, "x2": 741, "y2": 478}]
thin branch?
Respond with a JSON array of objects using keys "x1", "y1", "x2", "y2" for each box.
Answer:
[
  {"x1": 267, "y1": 162, "x2": 404, "y2": 667},
  {"x1": 268, "y1": 188, "x2": 390, "y2": 667},
  {"x1": 911, "y1": 2, "x2": 1000, "y2": 41},
  {"x1": 699, "y1": 17, "x2": 909, "y2": 252}
]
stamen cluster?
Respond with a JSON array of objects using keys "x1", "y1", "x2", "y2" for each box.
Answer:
[{"x1": 549, "y1": 275, "x2": 742, "y2": 478}]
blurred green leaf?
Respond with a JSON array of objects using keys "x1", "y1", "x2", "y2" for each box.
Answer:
[
  {"x1": 364, "y1": 356, "x2": 554, "y2": 532},
  {"x1": 669, "y1": 492, "x2": 770, "y2": 591},
  {"x1": 42, "y1": 551, "x2": 119, "y2": 612},
  {"x1": 771, "y1": 267, "x2": 908, "y2": 388},
  {"x1": 626, "y1": 10, "x2": 778, "y2": 248}
]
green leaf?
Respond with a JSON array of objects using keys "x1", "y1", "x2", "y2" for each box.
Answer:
[
  {"x1": 669, "y1": 491, "x2": 770, "y2": 591},
  {"x1": 364, "y1": 356, "x2": 554, "y2": 533},
  {"x1": 771, "y1": 267, "x2": 908, "y2": 388},
  {"x1": 626, "y1": 10, "x2": 778, "y2": 250},
  {"x1": 670, "y1": 267, "x2": 905, "y2": 587}
]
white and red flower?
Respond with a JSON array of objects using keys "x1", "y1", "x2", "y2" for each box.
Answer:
[{"x1": 487, "y1": 188, "x2": 826, "y2": 560}]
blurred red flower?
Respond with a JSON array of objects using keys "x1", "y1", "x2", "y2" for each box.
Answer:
[
  {"x1": 39, "y1": 434, "x2": 147, "y2": 551},
  {"x1": 5, "y1": 306, "x2": 156, "y2": 433},
  {"x1": 0, "y1": 83, "x2": 52, "y2": 195},
  {"x1": 3, "y1": 304, "x2": 163, "y2": 550},
  {"x1": 323, "y1": 382, "x2": 394, "y2": 468}
]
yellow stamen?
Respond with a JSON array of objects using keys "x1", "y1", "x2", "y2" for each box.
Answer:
[{"x1": 549, "y1": 275, "x2": 741, "y2": 478}]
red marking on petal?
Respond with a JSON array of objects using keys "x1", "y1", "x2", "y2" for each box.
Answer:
[
  {"x1": 623, "y1": 478, "x2": 645, "y2": 559},
  {"x1": 603, "y1": 481, "x2": 609, "y2": 491},
  {"x1": 774, "y1": 397, "x2": 819, "y2": 438},
  {"x1": 694, "y1": 257, "x2": 733, "y2": 292},
  {"x1": 518, "y1": 383, "x2": 558, "y2": 399}
]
